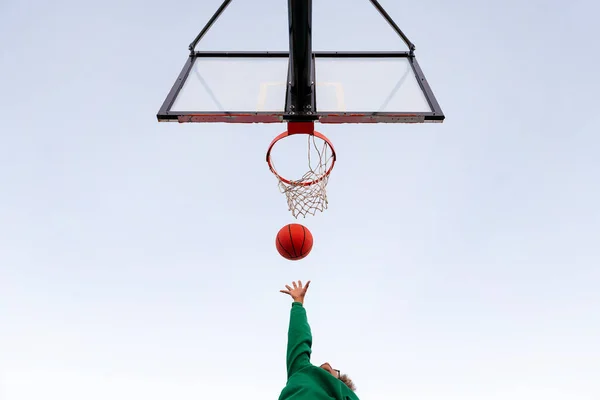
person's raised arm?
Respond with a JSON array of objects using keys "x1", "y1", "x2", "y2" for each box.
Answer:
[{"x1": 280, "y1": 280, "x2": 312, "y2": 378}]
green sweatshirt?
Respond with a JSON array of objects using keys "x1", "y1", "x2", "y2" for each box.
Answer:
[{"x1": 277, "y1": 302, "x2": 361, "y2": 400}]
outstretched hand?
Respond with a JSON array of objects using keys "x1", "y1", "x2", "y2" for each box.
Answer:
[{"x1": 280, "y1": 280, "x2": 311, "y2": 304}]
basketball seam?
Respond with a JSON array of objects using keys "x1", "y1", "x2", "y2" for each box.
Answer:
[
  {"x1": 277, "y1": 236, "x2": 294, "y2": 259},
  {"x1": 288, "y1": 225, "x2": 298, "y2": 258},
  {"x1": 299, "y1": 226, "x2": 306, "y2": 257}
]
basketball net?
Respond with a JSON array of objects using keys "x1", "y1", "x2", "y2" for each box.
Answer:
[{"x1": 271, "y1": 134, "x2": 335, "y2": 219}]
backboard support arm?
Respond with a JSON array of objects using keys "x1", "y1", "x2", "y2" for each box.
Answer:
[
  {"x1": 285, "y1": 0, "x2": 317, "y2": 122},
  {"x1": 188, "y1": 0, "x2": 232, "y2": 54},
  {"x1": 369, "y1": 0, "x2": 415, "y2": 54}
]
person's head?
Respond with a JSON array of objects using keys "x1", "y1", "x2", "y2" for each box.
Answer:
[{"x1": 319, "y1": 362, "x2": 356, "y2": 391}]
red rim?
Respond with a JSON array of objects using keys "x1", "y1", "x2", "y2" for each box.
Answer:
[{"x1": 266, "y1": 124, "x2": 337, "y2": 187}]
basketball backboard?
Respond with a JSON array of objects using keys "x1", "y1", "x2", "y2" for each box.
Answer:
[{"x1": 157, "y1": 0, "x2": 444, "y2": 124}]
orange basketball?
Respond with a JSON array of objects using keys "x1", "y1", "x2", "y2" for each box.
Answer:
[{"x1": 276, "y1": 223, "x2": 313, "y2": 260}]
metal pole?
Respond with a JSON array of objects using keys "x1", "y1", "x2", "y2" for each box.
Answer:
[{"x1": 287, "y1": 0, "x2": 315, "y2": 117}]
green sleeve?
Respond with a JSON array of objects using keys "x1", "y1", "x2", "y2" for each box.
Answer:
[{"x1": 286, "y1": 302, "x2": 312, "y2": 377}]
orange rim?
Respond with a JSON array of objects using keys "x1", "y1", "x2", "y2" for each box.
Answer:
[{"x1": 266, "y1": 124, "x2": 337, "y2": 187}]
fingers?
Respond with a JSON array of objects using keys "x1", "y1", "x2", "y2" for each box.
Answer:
[{"x1": 281, "y1": 281, "x2": 311, "y2": 293}]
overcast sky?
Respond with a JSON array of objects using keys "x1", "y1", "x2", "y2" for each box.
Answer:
[{"x1": 1, "y1": 0, "x2": 599, "y2": 399}]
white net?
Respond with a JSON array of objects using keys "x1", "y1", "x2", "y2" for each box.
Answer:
[{"x1": 270, "y1": 134, "x2": 335, "y2": 219}]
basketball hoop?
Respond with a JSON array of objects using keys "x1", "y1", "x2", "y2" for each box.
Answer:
[{"x1": 266, "y1": 122, "x2": 337, "y2": 218}]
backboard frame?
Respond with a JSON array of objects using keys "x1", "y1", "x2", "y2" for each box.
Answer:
[{"x1": 157, "y1": 0, "x2": 445, "y2": 124}]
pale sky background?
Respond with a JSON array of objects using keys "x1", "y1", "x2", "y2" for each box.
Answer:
[{"x1": 1, "y1": 0, "x2": 599, "y2": 399}]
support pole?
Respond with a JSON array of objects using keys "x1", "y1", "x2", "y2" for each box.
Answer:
[{"x1": 286, "y1": 0, "x2": 315, "y2": 119}]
